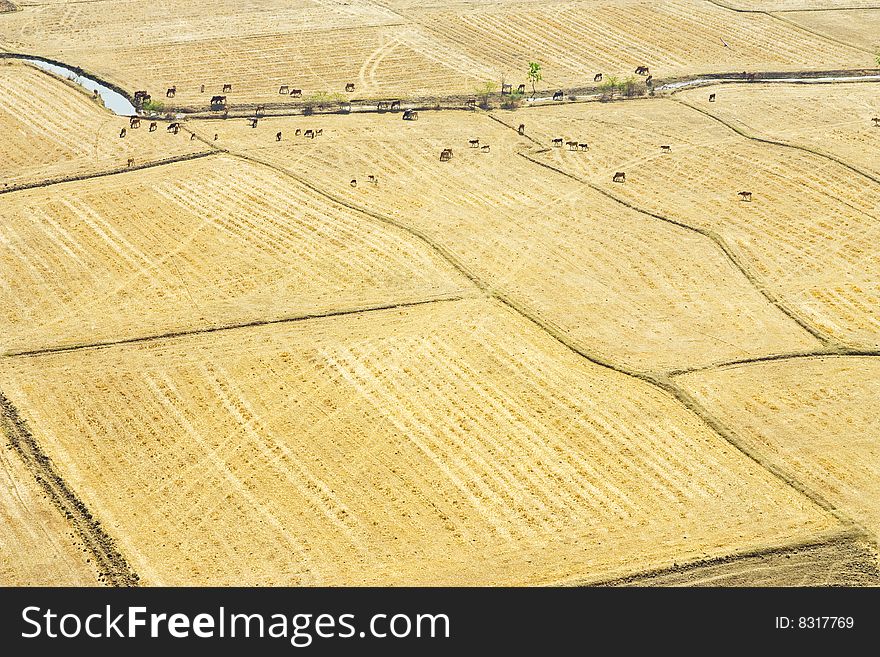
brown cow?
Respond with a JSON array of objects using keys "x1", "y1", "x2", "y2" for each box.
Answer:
[
  {"x1": 594, "y1": 73, "x2": 603, "y2": 82},
  {"x1": 149, "y1": 121, "x2": 157, "y2": 132},
  {"x1": 613, "y1": 172, "x2": 626, "y2": 183},
  {"x1": 345, "y1": 83, "x2": 355, "y2": 92},
  {"x1": 738, "y1": 191, "x2": 752, "y2": 202},
  {"x1": 578, "y1": 143, "x2": 589, "y2": 151},
  {"x1": 440, "y1": 148, "x2": 453, "y2": 162},
  {"x1": 661, "y1": 145, "x2": 672, "y2": 153},
  {"x1": 129, "y1": 117, "x2": 140, "y2": 128},
  {"x1": 166, "y1": 86, "x2": 176, "y2": 98},
  {"x1": 518, "y1": 124, "x2": 525, "y2": 135},
  {"x1": 291, "y1": 89, "x2": 302, "y2": 98},
  {"x1": 469, "y1": 139, "x2": 480, "y2": 148},
  {"x1": 566, "y1": 140, "x2": 578, "y2": 151},
  {"x1": 553, "y1": 90, "x2": 564, "y2": 101},
  {"x1": 119, "y1": 127, "x2": 126, "y2": 138},
  {"x1": 709, "y1": 93, "x2": 716, "y2": 102},
  {"x1": 551, "y1": 137, "x2": 563, "y2": 147},
  {"x1": 276, "y1": 131, "x2": 282, "y2": 141},
  {"x1": 480, "y1": 144, "x2": 490, "y2": 153},
  {"x1": 279, "y1": 85, "x2": 289, "y2": 95},
  {"x1": 222, "y1": 83, "x2": 232, "y2": 93}
]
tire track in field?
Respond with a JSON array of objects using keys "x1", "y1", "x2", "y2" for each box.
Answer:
[{"x1": 0, "y1": 389, "x2": 140, "y2": 585}]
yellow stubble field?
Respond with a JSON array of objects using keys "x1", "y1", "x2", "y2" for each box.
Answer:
[
  {"x1": 192, "y1": 110, "x2": 820, "y2": 374},
  {"x1": 0, "y1": 0, "x2": 871, "y2": 107},
  {"x1": 0, "y1": 435, "x2": 97, "y2": 585},
  {"x1": 0, "y1": 298, "x2": 862, "y2": 585},
  {"x1": 677, "y1": 356, "x2": 880, "y2": 544},
  {"x1": 0, "y1": 61, "x2": 207, "y2": 188},
  {"x1": 0, "y1": 153, "x2": 472, "y2": 355},
  {"x1": 677, "y1": 82, "x2": 880, "y2": 179},
  {"x1": 526, "y1": 97, "x2": 880, "y2": 350}
]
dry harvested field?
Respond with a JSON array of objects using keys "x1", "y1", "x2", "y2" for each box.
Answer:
[
  {"x1": 1, "y1": 0, "x2": 879, "y2": 590},
  {"x1": 677, "y1": 356, "x2": 880, "y2": 543},
  {"x1": 0, "y1": 298, "x2": 859, "y2": 585},
  {"x1": 527, "y1": 97, "x2": 880, "y2": 349},
  {"x1": 0, "y1": 438, "x2": 97, "y2": 585},
  {"x1": 677, "y1": 82, "x2": 880, "y2": 178},
  {"x1": 0, "y1": 61, "x2": 207, "y2": 188},
  {"x1": 779, "y1": 8, "x2": 880, "y2": 52},
  {"x1": 0, "y1": 153, "x2": 471, "y2": 355},
  {"x1": 717, "y1": 0, "x2": 880, "y2": 10},
  {"x1": 0, "y1": 0, "x2": 872, "y2": 107},
  {"x1": 192, "y1": 111, "x2": 820, "y2": 374}
]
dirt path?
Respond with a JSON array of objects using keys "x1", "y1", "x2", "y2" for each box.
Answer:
[{"x1": 0, "y1": 390, "x2": 139, "y2": 585}]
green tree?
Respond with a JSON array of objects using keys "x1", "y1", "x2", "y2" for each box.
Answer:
[
  {"x1": 527, "y1": 61, "x2": 543, "y2": 97},
  {"x1": 599, "y1": 75, "x2": 620, "y2": 100},
  {"x1": 475, "y1": 81, "x2": 498, "y2": 109}
]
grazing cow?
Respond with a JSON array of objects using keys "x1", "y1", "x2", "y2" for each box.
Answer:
[
  {"x1": 738, "y1": 191, "x2": 752, "y2": 202},
  {"x1": 248, "y1": 117, "x2": 258, "y2": 128},
  {"x1": 469, "y1": 139, "x2": 480, "y2": 148},
  {"x1": 872, "y1": 117, "x2": 880, "y2": 127},
  {"x1": 133, "y1": 90, "x2": 150, "y2": 106},
  {"x1": 501, "y1": 83, "x2": 512, "y2": 95},
  {"x1": 295, "y1": 128, "x2": 302, "y2": 136},
  {"x1": 304, "y1": 129, "x2": 315, "y2": 138},
  {"x1": 119, "y1": 127, "x2": 127, "y2": 138},
  {"x1": 256, "y1": 105, "x2": 266, "y2": 116},
  {"x1": 210, "y1": 95, "x2": 227, "y2": 109},
  {"x1": 517, "y1": 84, "x2": 525, "y2": 94},
  {"x1": 190, "y1": 133, "x2": 197, "y2": 140},
  {"x1": 466, "y1": 97, "x2": 477, "y2": 108},
  {"x1": 440, "y1": 148, "x2": 453, "y2": 162},
  {"x1": 168, "y1": 122, "x2": 180, "y2": 134},
  {"x1": 635, "y1": 66, "x2": 649, "y2": 75},
  {"x1": 578, "y1": 143, "x2": 589, "y2": 151},
  {"x1": 709, "y1": 93, "x2": 716, "y2": 102},
  {"x1": 553, "y1": 90, "x2": 564, "y2": 101},
  {"x1": 480, "y1": 144, "x2": 490, "y2": 153},
  {"x1": 315, "y1": 128, "x2": 323, "y2": 136},
  {"x1": 368, "y1": 175, "x2": 378, "y2": 184},
  {"x1": 345, "y1": 83, "x2": 355, "y2": 92},
  {"x1": 594, "y1": 73, "x2": 603, "y2": 82},
  {"x1": 566, "y1": 140, "x2": 578, "y2": 151},
  {"x1": 551, "y1": 137, "x2": 563, "y2": 147},
  {"x1": 127, "y1": 158, "x2": 134, "y2": 167},
  {"x1": 149, "y1": 121, "x2": 157, "y2": 132},
  {"x1": 390, "y1": 100, "x2": 401, "y2": 111},
  {"x1": 223, "y1": 83, "x2": 232, "y2": 93},
  {"x1": 613, "y1": 171, "x2": 626, "y2": 183},
  {"x1": 350, "y1": 179, "x2": 357, "y2": 187},
  {"x1": 402, "y1": 109, "x2": 418, "y2": 121},
  {"x1": 213, "y1": 133, "x2": 218, "y2": 141},
  {"x1": 291, "y1": 89, "x2": 302, "y2": 97},
  {"x1": 279, "y1": 85, "x2": 289, "y2": 94},
  {"x1": 276, "y1": 131, "x2": 282, "y2": 141},
  {"x1": 645, "y1": 75, "x2": 653, "y2": 86},
  {"x1": 166, "y1": 86, "x2": 176, "y2": 98},
  {"x1": 129, "y1": 117, "x2": 140, "y2": 128},
  {"x1": 518, "y1": 123, "x2": 525, "y2": 135},
  {"x1": 661, "y1": 145, "x2": 672, "y2": 153}
]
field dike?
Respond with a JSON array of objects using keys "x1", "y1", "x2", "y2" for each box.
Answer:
[{"x1": 0, "y1": 389, "x2": 139, "y2": 586}]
